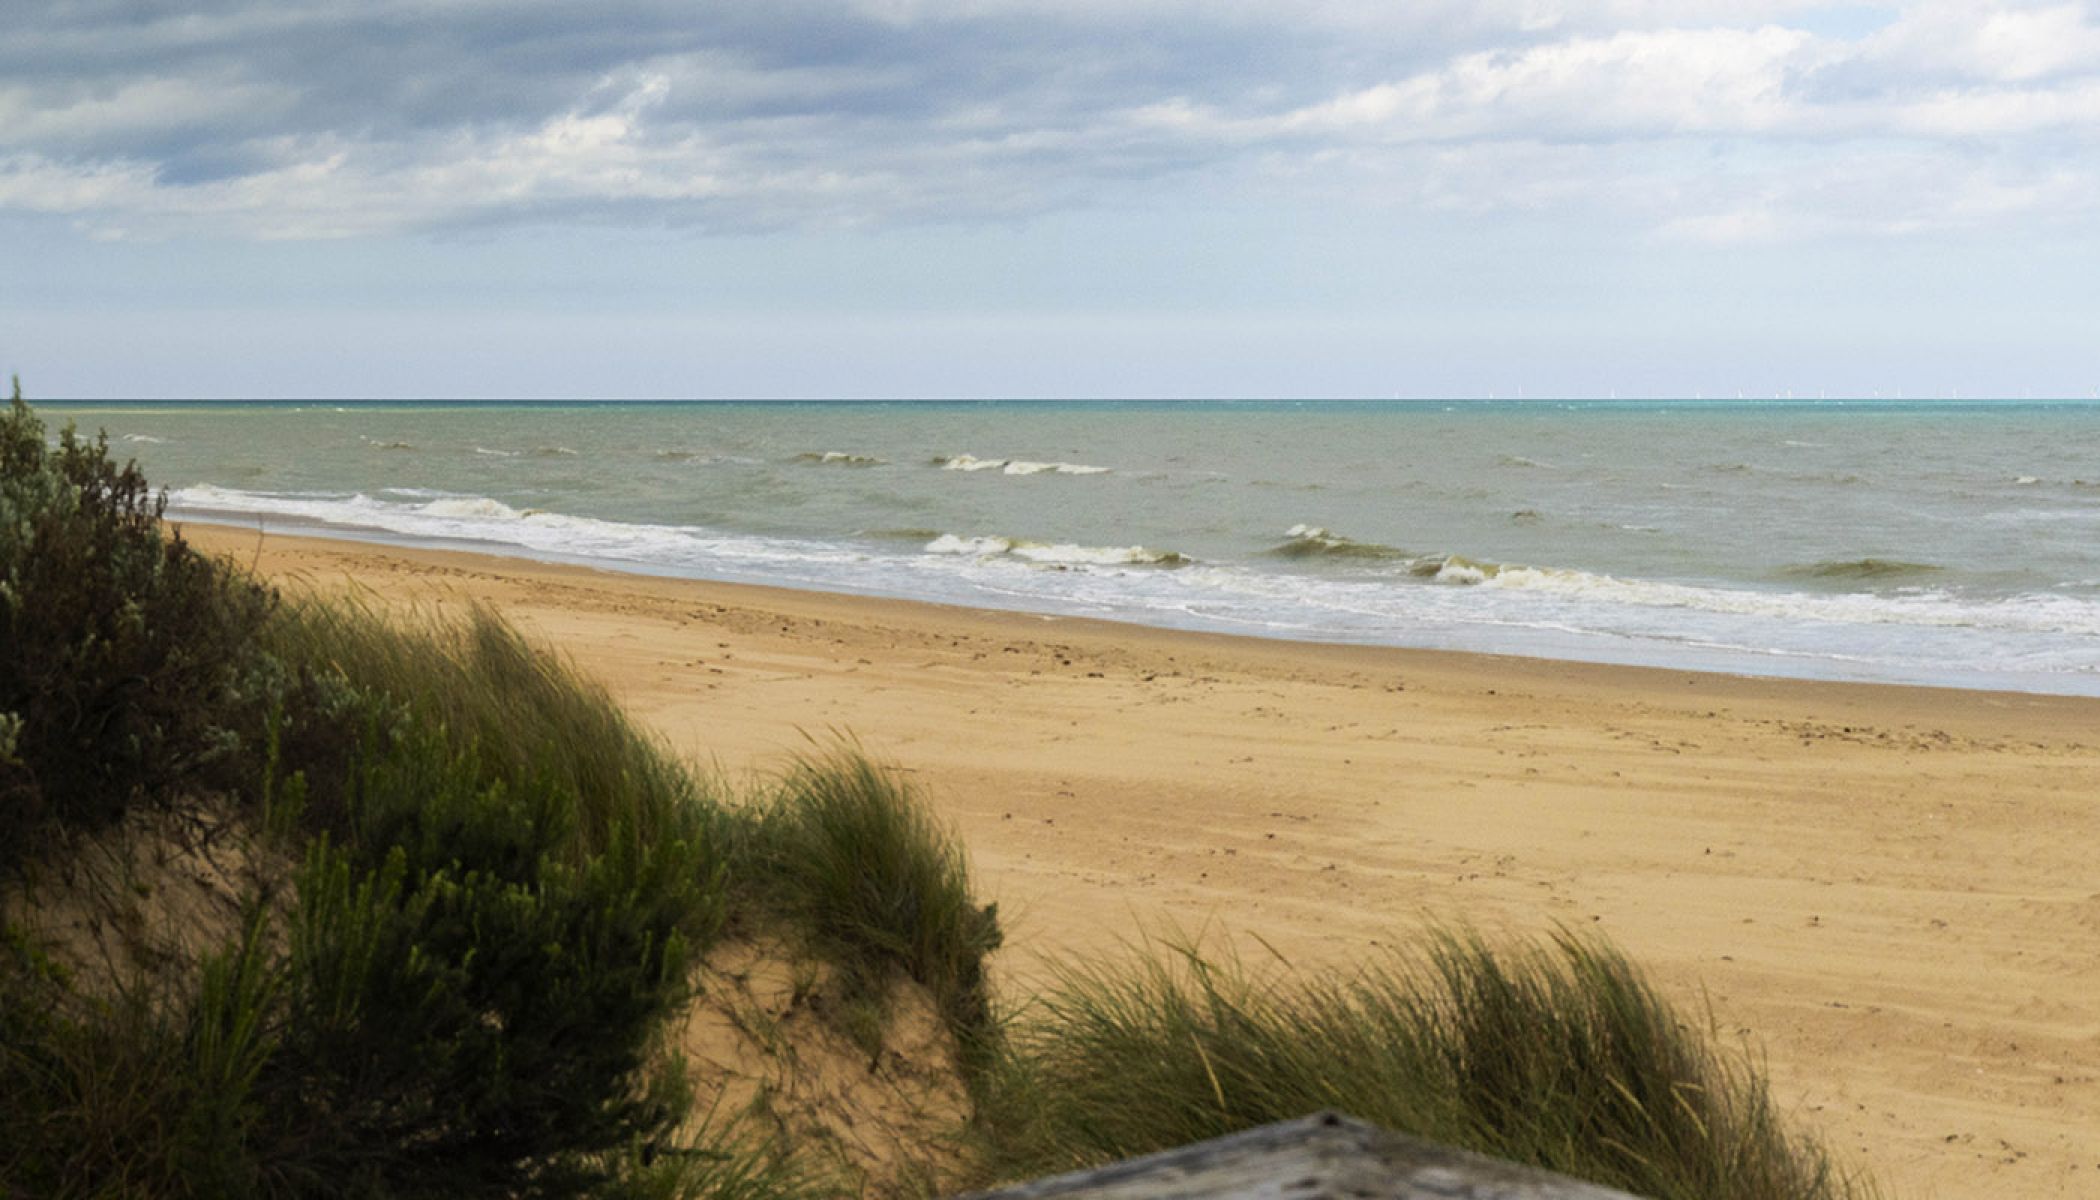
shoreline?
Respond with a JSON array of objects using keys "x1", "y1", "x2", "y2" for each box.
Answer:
[
  {"x1": 186, "y1": 522, "x2": 2100, "y2": 1199},
  {"x1": 182, "y1": 513, "x2": 2100, "y2": 712},
  {"x1": 170, "y1": 513, "x2": 2100, "y2": 701}
]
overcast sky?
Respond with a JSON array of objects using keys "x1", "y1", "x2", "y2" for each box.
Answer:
[{"x1": 5, "y1": 1, "x2": 2097, "y2": 398}]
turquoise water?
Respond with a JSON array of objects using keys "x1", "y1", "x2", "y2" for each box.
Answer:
[{"x1": 49, "y1": 399, "x2": 2100, "y2": 695}]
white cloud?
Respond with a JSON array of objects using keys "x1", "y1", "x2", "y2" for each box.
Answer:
[
  {"x1": 1862, "y1": 1, "x2": 2100, "y2": 81},
  {"x1": 1256, "y1": 26, "x2": 1823, "y2": 139}
]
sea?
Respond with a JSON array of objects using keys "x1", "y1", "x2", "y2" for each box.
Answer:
[{"x1": 43, "y1": 398, "x2": 2100, "y2": 697}]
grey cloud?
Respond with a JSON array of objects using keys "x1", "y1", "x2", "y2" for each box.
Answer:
[{"x1": 3, "y1": 1, "x2": 2097, "y2": 240}]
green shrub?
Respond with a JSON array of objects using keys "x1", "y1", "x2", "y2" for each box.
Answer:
[
  {"x1": 978, "y1": 930, "x2": 1869, "y2": 1200},
  {"x1": 747, "y1": 750, "x2": 1002, "y2": 1064},
  {"x1": 0, "y1": 391, "x2": 278, "y2": 867}
]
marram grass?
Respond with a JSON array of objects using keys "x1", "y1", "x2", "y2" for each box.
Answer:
[
  {"x1": 265, "y1": 592, "x2": 722, "y2": 864},
  {"x1": 745, "y1": 747, "x2": 1004, "y2": 1064},
  {"x1": 975, "y1": 929, "x2": 1873, "y2": 1200}
]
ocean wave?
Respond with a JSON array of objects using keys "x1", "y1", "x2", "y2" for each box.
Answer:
[
  {"x1": 1407, "y1": 554, "x2": 1505, "y2": 585},
  {"x1": 933, "y1": 454, "x2": 1110, "y2": 476},
  {"x1": 122, "y1": 434, "x2": 168, "y2": 444},
  {"x1": 923, "y1": 533, "x2": 1187, "y2": 567},
  {"x1": 653, "y1": 449, "x2": 762, "y2": 466},
  {"x1": 1778, "y1": 558, "x2": 1943, "y2": 582},
  {"x1": 1266, "y1": 524, "x2": 1412, "y2": 562},
  {"x1": 794, "y1": 451, "x2": 886, "y2": 467},
  {"x1": 472, "y1": 446, "x2": 519, "y2": 458},
  {"x1": 360, "y1": 437, "x2": 415, "y2": 451},
  {"x1": 530, "y1": 445, "x2": 578, "y2": 458},
  {"x1": 1496, "y1": 454, "x2": 1553, "y2": 469}
]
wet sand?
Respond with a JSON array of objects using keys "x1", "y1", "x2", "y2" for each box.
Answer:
[{"x1": 188, "y1": 523, "x2": 2100, "y2": 1199}]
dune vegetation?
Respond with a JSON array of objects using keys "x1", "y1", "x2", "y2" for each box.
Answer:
[{"x1": 1, "y1": 387, "x2": 1871, "y2": 1199}]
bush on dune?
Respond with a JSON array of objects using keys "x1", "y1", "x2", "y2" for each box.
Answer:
[
  {"x1": 0, "y1": 390, "x2": 738, "y2": 1195},
  {"x1": 245, "y1": 729, "x2": 717, "y2": 1198},
  {"x1": 2, "y1": 754, "x2": 715, "y2": 1198},
  {"x1": 0, "y1": 384, "x2": 279, "y2": 870}
]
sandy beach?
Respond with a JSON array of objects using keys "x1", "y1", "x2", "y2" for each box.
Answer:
[{"x1": 187, "y1": 523, "x2": 2100, "y2": 1199}]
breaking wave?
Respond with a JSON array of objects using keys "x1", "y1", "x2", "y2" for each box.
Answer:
[
  {"x1": 1778, "y1": 558, "x2": 1944, "y2": 583},
  {"x1": 1266, "y1": 524, "x2": 1412, "y2": 562},
  {"x1": 794, "y1": 451, "x2": 887, "y2": 467}
]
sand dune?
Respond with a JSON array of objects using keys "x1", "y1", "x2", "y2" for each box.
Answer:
[{"x1": 187, "y1": 524, "x2": 2100, "y2": 1199}]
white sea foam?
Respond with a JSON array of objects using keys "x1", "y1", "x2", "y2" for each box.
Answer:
[
  {"x1": 123, "y1": 434, "x2": 168, "y2": 444},
  {"x1": 1008, "y1": 460, "x2": 1111, "y2": 476},
  {"x1": 936, "y1": 454, "x2": 1110, "y2": 475},
  {"x1": 169, "y1": 484, "x2": 862, "y2": 578},
  {"x1": 924, "y1": 533, "x2": 1186, "y2": 566},
  {"x1": 1438, "y1": 560, "x2": 2100, "y2": 637},
  {"x1": 420, "y1": 497, "x2": 526, "y2": 520}
]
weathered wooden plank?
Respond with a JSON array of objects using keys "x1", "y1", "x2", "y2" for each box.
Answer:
[{"x1": 958, "y1": 1112, "x2": 1645, "y2": 1200}]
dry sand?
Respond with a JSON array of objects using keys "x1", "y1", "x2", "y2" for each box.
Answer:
[{"x1": 187, "y1": 523, "x2": 2100, "y2": 1199}]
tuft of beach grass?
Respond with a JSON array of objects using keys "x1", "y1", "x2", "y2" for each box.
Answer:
[{"x1": 973, "y1": 927, "x2": 1872, "y2": 1200}]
